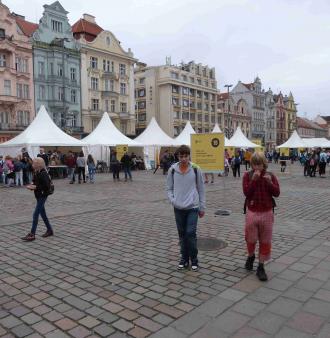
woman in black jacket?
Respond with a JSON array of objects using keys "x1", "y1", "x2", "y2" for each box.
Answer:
[{"x1": 22, "y1": 158, "x2": 53, "y2": 241}]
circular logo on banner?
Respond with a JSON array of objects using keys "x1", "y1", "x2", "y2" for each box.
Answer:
[{"x1": 211, "y1": 138, "x2": 220, "y2": 148}]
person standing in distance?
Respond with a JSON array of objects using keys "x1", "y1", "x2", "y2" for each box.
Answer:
[
  {"x1": 37, "y1": 148, "x2": 49, "y2": 168},
  {"x1": 166, "y1": 145, "x2": 205, "y2": 271}
]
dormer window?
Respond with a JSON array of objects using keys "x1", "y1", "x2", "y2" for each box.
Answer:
[
  {"x1": 106, "y1": 37, "x2": 110, "y2": 46},
  {"x1": 0, "y1": 29, "x2": 5, "y2": 38},
  {"x1": 51, "y1": 20, "x2": 63, "y2": 33}
]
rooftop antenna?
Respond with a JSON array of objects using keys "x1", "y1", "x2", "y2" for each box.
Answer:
[{"x1": 165, "y1": 56, "x2": 171, "y2": 66}]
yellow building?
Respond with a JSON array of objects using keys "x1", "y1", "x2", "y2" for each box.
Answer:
[
  {"x1": 284, "y1": 92, "x2": 297, "y2": 139},
  {"x1": 72, "y1": 14, "x2": 137, "y2": 136}
]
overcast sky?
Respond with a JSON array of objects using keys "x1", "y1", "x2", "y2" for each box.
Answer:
[{"x1": 7, "y1": 0, "x2": 330, "y2": 118}]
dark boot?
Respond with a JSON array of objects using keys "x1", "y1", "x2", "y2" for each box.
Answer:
[
  {"x1": 245, "y1": 254, "x2": 255, "y2": 271},
  {"x1": 256, "y1": 263, "x2": 268, "y2": 281}
]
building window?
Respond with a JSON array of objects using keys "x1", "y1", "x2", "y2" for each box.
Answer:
[
  {"x1": 17, "y1": 111, "x2": 29, "y2": 126},
  {"x1": 39, "y1": 85, "x2": 45, "y2": 100},
  {"x1": 0, "y1": 54, "x2": 6, "y2": 67},
  {"x1": 172, "y1": 85, "x2": 179, "y2": 94},
  {"x1": 57, "y1": 64, "x2": 63, "y2": 77},
  {"x1": 0, "y1": 112, "x2": 9, "y2": 123},
  {"x1": 70, "y1": 68, "x2": 76, "y2": 81},
  {"x1": 58, "y1": 87, "x2": 64, "y2": 101},
  {"x1": 103, "y1": 60, "x2": 112, "y2": 72},
  {"x1": 171, "y1": 72, "x2": 179, "y2": 79},
  {"x1": 204, "y1": 92, "x2": 209, "y2": 100},
  {"x1": 197, "y1": 78, "x2": 201, "y2": 85},
  {"x1": 0, "y1": 29, "x2": 5, "y2": 38},
  {"x1": 120, "y1": 83, "x2": 126, "y2": 95},
  {"x1": 111, "y1": 100, "x2": 115, "y2": 112},
  {"x1": 90, "y1": 57, "x2": 98, "y2": 69},
  {"x1": 190, "y1": 113, "x2": 195, "y2": 120},
  {"x1": 197, "y1": 102, "x2": 202, "y2": 109},
  {"x1": 182, "y1": 87, "x2": 189, "y2": 95},
  {"x1": 138, "y1": 89, "x2": 145, "y2": 97},
  {"x1": 92, "y1": 99, "x2": 99, "y2": 111},
  {"x1": 138, "y1": 101, "x2": 146, "y2": 109},
  {"x1": 50, "y1": 63, "x2": 53, "y2": 75},
  {"x1": 51, "y1": 20, "x2": 63, "y2": 32},
  {"x1": 182, "y1": 74, "x2": 187, "y2": 81},
  {"x1": 172, "y1": 97, "x2": 179, "y2": 106},
  {"x1": 139, "y1": 78, "x2": 145, "y2": 85},
  {"x1": 38, "y1": 61, "x2": 44, "y2": 76},
  {"x1": 17, "y1": 83, "x2": 23, "y2": 98},
  {"x1": 71, "y1": 89, "x2": 76, "y2": 103},
  {"x1": 182, "y1": 112, "x2": 189, "y2": 120},
  {"x1": 91, "y1": 77, "x2": 98, "y2": 90},
  {"x1": 190, "y1": 77, "x2": 195, "y2": 83},
  {"x1": 23, "y1": 84, "x2": 29, "y2": 99},
  {"x1": 189, "y1": 88, "x2": 195, "y2": 96},
  {"x1": 182, "y1": 99, "x2": 189, "y2": 107},
  {"x1": 120, "y1": 102, "x2": 127, "y2": 112},
  {"x1": 204, "y1": 80, "x2": 209, "y2": 87},
  {"x1": 105, "y1": 99, "x2": 109, "y2": 112},
  {"x1": 119, "y1": 64, "x2": 126, "y2": 76},
  {"x1": 106, "y1": 36, "x2": 111, "y2": 46},
  {"x1": 4, "y1": 80, "x2": 11, "y2": 96},
  {"x1": 138, "y1": 113, "x2": 146, "y2": 121},
  {"x1": 204, "y1": 114, "x2": 209, "y2": 122}
]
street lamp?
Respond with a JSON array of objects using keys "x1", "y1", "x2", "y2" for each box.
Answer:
[{"x1": 224, "y1": 84, "x2": 233, "y2": 138}]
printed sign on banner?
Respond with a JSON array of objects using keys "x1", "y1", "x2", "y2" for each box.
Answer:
[
  {"x1": 191, "y1": 133, "x2": 224, "y2": 173},
  {"x1": 116, "y1": 145, "x2": 128, "y2": 160}
]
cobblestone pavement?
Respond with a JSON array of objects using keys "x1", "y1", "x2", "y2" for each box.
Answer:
[{"x1": 0, "y1": 163, "x2": 329, "y2": 337}]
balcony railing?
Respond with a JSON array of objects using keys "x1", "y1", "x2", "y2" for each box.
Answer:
[
  {"x1": 0, "y1": 123, "x2": 26, "y2": 131},
  {"x1": 101, "y1": 90, "x2": 119, "y2": 98}
]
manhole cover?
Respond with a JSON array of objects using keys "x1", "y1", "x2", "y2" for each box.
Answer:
[
  {"x1": 198, "y1": 237, "x2": 227, "y2": 251},
  {"x1": 215, "y1": 209, "x2": 231, "y2": 216}
]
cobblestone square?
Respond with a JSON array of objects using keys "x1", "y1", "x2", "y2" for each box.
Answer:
[{"x1": 0, "y1": 163, "x2": 330, "y2": 337}]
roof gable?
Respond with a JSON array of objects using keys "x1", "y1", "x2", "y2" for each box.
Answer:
[
  {"x1": 72, "y1": 18, "x2": 103, "y2": 41},
  {"x1": 15, "y1": 17, "x2": 38, "y2": 37},
  {"x1": 44, "y1": 1, "x2": 68, "y2": 15}
]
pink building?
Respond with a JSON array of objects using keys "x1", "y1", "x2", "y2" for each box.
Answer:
[{"x1": 0, "y1": 2, "x2": 36, "y2": 143}]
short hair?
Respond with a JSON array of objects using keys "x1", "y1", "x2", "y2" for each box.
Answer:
[
  {"x1": 33, "y1": 157, "x2": 46, "y2": 170},
  {"x1": 250, "y1": 152, "x2": 268, "y2": 169},
  {"x1": 177, "y1": 145, "x2": 190, "y2": 155}
]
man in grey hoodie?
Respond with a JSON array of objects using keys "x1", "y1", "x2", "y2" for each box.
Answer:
[{"x1": 166, "y1": 145, "x2": 205, "y2": 271}]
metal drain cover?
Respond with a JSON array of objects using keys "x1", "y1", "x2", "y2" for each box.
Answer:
[
  {"x1": 215, "y1": 209, "x2": 231, "y2": 216},
  {"x1": 198, "y1": 237, "x2": 227, "y2": 251}
]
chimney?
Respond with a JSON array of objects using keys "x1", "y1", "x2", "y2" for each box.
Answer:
[{"x1": 83, "y1": 14, "x2": 96, "y2": 24}]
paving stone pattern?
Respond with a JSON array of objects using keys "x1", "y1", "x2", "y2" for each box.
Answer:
[{"x1": 0, "y1": 163, "x2": 329, "y2": 337}]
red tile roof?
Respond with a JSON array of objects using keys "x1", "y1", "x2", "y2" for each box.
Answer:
[
  {"x1": 217, "y1": 93, "x2": 229, "y2": 100},
  {"x1": 297, "y1": 117, "x2": 326, "y2": 131},
  {"x1": 15, "y1": 17, "x2": 38, "y2": 37},
  {"x1": 72, "y1": 19, "x2": 103, "y2": 42}
]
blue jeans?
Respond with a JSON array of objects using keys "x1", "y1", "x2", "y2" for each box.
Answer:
[
  {"x1": 88, "y1": 168, "x2": 95, "y2": 182},
  {"x1": 174, "y1": 208, "x2": 199, "y2": 264},
  {"x1": 124, "y1": 167, "x2": 132, "y2": 180},
  {"x1": 31, "y1": 197, "x2": 52, "y2": 235},
  {"x1": 68, "y1": 167, "x2": 75, "y2": 182}
]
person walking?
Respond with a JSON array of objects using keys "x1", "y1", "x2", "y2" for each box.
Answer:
[
  {"x1": 319, "y1": 149, "x2": 327, "y2": 177},
  {"x1": 87, "y1": 154, "x2": 96, "y2": 183},
  {"x1": 76, "y1": 151, "x2": 86, "y2": 183},
  {"x1": 110, "y1": 150, "x2": 120, "y2": 181},
  {"x1": 232, "y1": 152, "x2": 241, "y2": 177},
  {"x1": 121, "y1": 152, "x2": 132, "y2": 181},
  {"x1": 243, "y1": 152, "x2": 280, "y2": 281},
  {"x1": 166, "y1": 145, "x2": 205, "y2": 271},
  {"x1": 66, "y1": 151, "x2": 77, "y2": 184},
  {"x1": 22, "y1": 158, "x2": 53, "y2": 241}
]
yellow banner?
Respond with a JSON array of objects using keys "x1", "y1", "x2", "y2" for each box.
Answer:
[
  {"x1": 191, "y1": 133, "x2": 224, "y2": 172},
  {"x1": 280, "y1": 147, "x2": 290, "y2": 156},
  {"x1": 116, "y1": 145, "x2": 128, "y2": 161},
  {"x1": 252, "y1": 139, "x2": 263, "y2": 146}
]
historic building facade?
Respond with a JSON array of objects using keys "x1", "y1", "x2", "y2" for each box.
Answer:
[
  {"x1": 72, "y1": 14, "x2": 137, "y2": 136},
  {"x1": 297, "y1": 117, "x2": 327, "y2": 138},
  {"x1": 31, "y1": 1, "x2": 82, "y2": 134},
  {"x1": 134, "y1": 61, "x2": 218, "y2": 137},
  {"x1": 0, "y1": 3, "x2": 35, "y2": 142},
  {"x1": 273, "y1": 92, "x2": 286, "y2": 146},
  {"x1": 217, "y1": 92, "x2": 251, "y2": 138},
  {"x1": 284, "y1": 92, "x2": 297, "y2": 139},
  {"x1": 314, "y1": 115, "x2": 330, "y2": 138},
  {"x1": 230, "y1": 77, "x2": 265, "y2": 142}
]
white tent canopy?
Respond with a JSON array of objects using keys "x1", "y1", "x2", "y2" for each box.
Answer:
[
  {"x1": 227, "y1": 127, "x2": 261, "y2": 148},
  {"x1": 277, "y1": 130, "x2": 308, "y2": 148},
  {"x1": 0, "y1": 105, "x2": 86, "y2": 158},
  {"x1": 212, "y1": 123, "x2": 230, "y2": 146},
  {"x1": 174, "y1": 121, "x2": 196, "y2": 146},
  {"x1": 83, "y1": 112, "x2": 141, "y2": 147},
  {"x1": 302, "y1": 138, "x2": 330, "y2": 148},
  {"x1": 134, "y1": 117, "x2": 176, "y2": 146}
]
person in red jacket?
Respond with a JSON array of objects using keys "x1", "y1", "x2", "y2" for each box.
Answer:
[
  {"x1": 242, "y1": 152, "x2": 280, "y2": 281},
  {"x1": 65, "y1": 151, "x2": 77, "y2": 184}
]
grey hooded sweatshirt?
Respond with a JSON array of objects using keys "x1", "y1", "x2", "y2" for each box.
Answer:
[{"x1": 166, "y1": 162, "x2": 206, "y2": 211}]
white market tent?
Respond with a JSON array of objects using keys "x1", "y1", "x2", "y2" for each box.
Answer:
[
  {"x1": 302, "y1": 138, "x2": 330, "y2": 148},
  {"x1": 134, "y1": 117, "x2": 176, "y2": 169},
  {"x1": 227, "y1": 127, "x2": 261, "y2": 148},
  {"x1": 174, "y1": 121, "x2": 196, "y2": 146},
  {"x1": 212, "y1": 123, "x2": 230, "y2": 146},
  {"x1": 0, "y1": 105, "x2": 86, "y2": 158},
  {"x1": 82, "y1": 112, "x2": 141, "y2": 162},
  {"x1": 277, "y1": 130, "x2": 308, "y2": 149}
]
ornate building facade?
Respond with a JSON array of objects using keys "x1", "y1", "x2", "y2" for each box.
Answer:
[
  {"x1": 0, "y1": 2, "x2": 35, "y2": 142},
  {"x1": 72, "y1": 14, "x2": 137, "y2": 136},
  {"x1": 31, "y1": 1, "x2": 82, "y2": 134}
]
